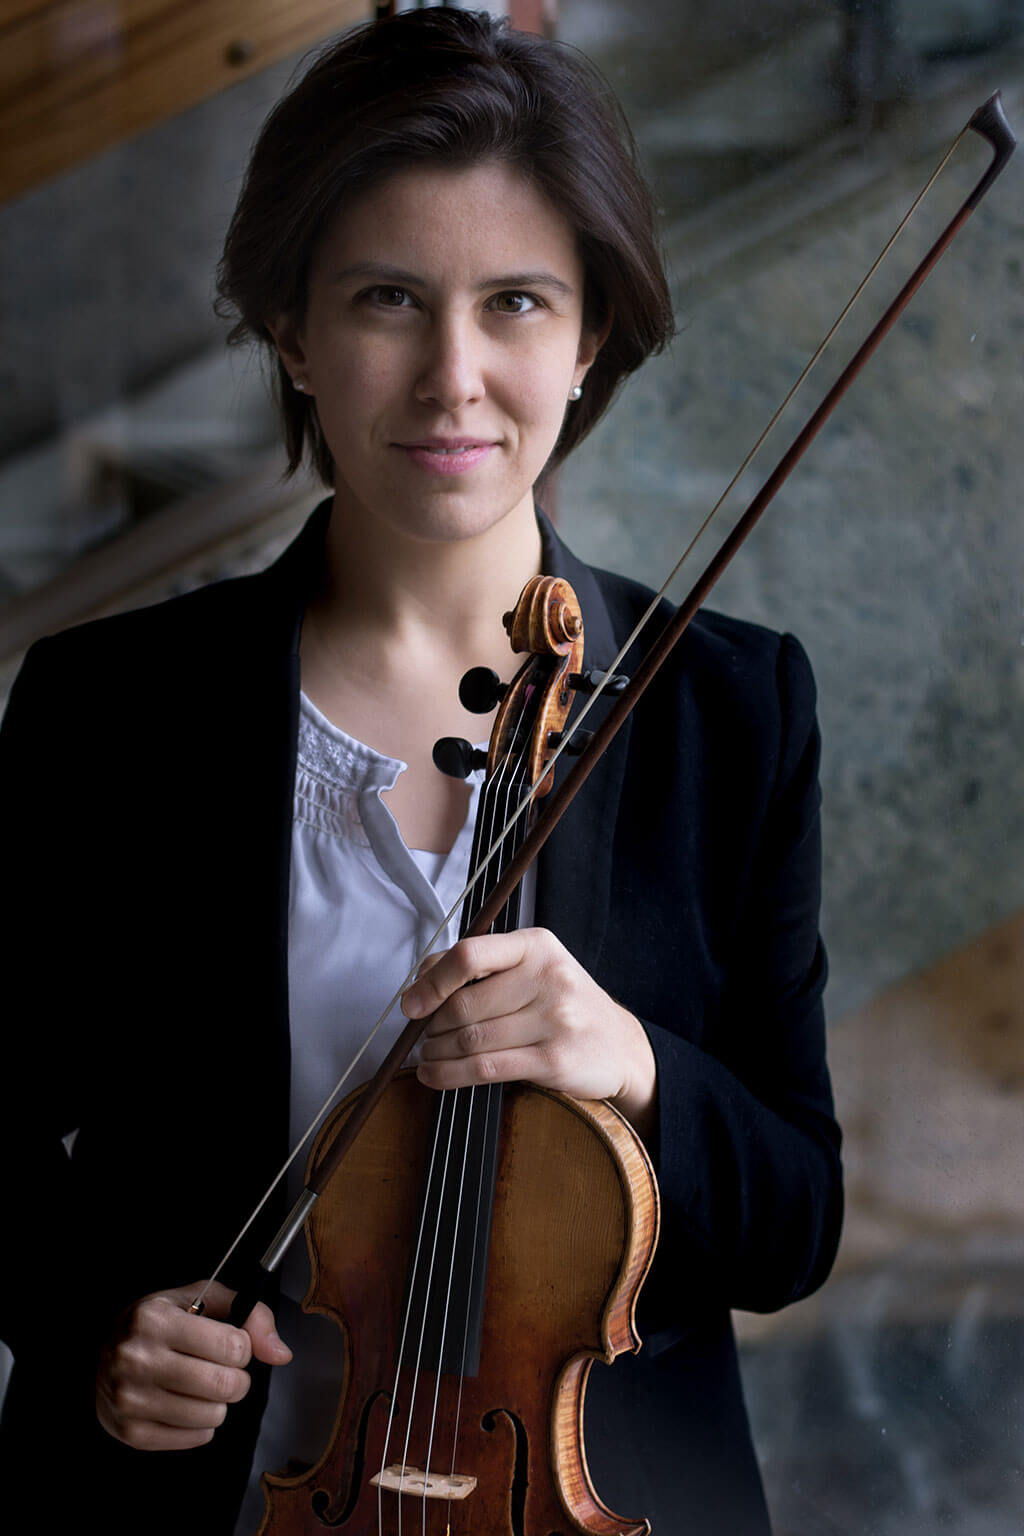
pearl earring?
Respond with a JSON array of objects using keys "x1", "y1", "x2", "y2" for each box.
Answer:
[
  {"x1": 293, "y1": 379, "x2": 307, "y2": 393},
  {"x1": 570, "y1": 384, "x2": 583, "y2": 402}
]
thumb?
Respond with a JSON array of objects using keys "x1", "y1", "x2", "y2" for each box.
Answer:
[{"x1": 243, "y1": 1300, "x2": 292, "y2": 1366}]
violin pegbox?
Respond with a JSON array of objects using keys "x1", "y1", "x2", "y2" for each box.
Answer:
[
  {"x1": 432, "y1": 576, "x2": 585, "y2": 794},
  {"x1": 491, "y1": 575, "x2": 585, "y2": 798}
]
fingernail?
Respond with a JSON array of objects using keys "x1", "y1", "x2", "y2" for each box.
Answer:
[{"x1": 402, "y1": 990, "x2": 423, "y2": 1018}]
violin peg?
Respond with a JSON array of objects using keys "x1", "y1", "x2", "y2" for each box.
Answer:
[
  {"x1": 459, "y1": 666, "x2": 507, "y2": 713},
  {"x1": 567, "y1": 669, "x2": 630, "y2": 697},
  {"x1": 433, "y1": 737, "x2": 488, "y2": 779},
  {"x1": 559, "y1": 608, "x2": 583, "y2": 641},
  {"x1": 546, "y1": 728, "x2": 594, "y2": 756}
]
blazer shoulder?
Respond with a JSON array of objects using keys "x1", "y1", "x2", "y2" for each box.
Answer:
[
  {"x1": 13, "y1": 558, "x2": 296, "y2": 700},
  {"x1": 13, "y1": 502, "x2": 329, "y2": 698},
  {"x1": 586, "y1": 562, "x2": 816, "y2": 709}
]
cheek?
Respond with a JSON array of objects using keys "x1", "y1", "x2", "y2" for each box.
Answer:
[
  {"x1": 526, "y1": 334, "x2": 579, "y2": 406},
  {"x1": 522, "y1": 376, "x2": 573, "y2": 442},
  {"x1": 311, "y1": 347, "x2": 411, "y2": 442},
  {"x1": 505, "y1": 352, "x2": 571, "y2": 425},
  {"x1": 326, "y1": 343, "x2": 400, "y2": 395}
]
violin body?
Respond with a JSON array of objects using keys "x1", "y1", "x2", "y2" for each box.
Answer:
[{"x1": 258, "y1": 1071, "x2": 659, "y2": 1536}]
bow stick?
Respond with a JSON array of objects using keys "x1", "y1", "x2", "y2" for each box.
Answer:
[{"x1": 198, "y1": 90, "x2": 1015, "y2": 1328}]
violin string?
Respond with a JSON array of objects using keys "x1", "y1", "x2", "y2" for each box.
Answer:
[
  {"x1": 379, "y1": 742, "x2": 519, "y2": 1523},
  {"x1": 445, "y1": 1081, "x2": 499, "y2": 1518},
  {"x1": 430, "y1": 758, "x2": 527, "y2": 1524},
  {"x1": 412, "y1": 736, "x2": 526, "y2": 1515},
  {"x1": 193, "y1": 125, "x2": 970, "y2": 1316},
  {"x1": 392, "y1": 1088, "x2": 460, "y2": 1535},
  {"x1": 377, "y1": 1098, "x2": 446, "y2": 1534},
  {"x1": 388, "y1": 724, "x2": 529, "y2": 1523},
  {"x1": 419, "y1": 1087, "x2": 477, "y2": 1535}
]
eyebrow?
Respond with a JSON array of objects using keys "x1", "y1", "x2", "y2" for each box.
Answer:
[{"x1": 330, "y1": 262, "x2": 577, "y2": 299}]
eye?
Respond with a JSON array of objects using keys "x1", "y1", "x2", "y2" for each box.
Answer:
[
  {"x1": 489, "y1": 291, "x2": 539, "y2": 315},
  {"x1": 362, "y1": 285, "x2": 414, "y2": 308}
]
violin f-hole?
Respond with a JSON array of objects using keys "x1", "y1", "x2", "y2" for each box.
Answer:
[
  {"x1": 481, "y1": 1405, "x2": 552, "y2": 1536},
  {"x1": 306, "y1": 1388, "x2": 391, "y2": 1528}
]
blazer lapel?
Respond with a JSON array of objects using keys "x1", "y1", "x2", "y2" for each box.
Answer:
[
  {"x1": 534, "y1": 513, "x2": 633, "y2": 981},
  {"x1": 223, "y1": 499, "x2": 332, "y2": 1189}
]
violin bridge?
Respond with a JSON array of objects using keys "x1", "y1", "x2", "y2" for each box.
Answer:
[{"x1": 370, "y1": 1465, "x2": 477, "y2": 1501}]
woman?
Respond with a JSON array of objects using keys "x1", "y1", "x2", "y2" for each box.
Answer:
[{"x1": 0, "y1": 10, "x2": 842, "y2": 1533}]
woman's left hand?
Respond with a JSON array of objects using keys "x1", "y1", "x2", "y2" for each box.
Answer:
[{"x1": 402, "y1": 928, "x2": 657, "y2": 1139}]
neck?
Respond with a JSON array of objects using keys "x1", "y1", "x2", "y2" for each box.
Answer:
[
  {"x1": 298, "y1": 493, "x2": 546, "y2": 854},
  {"x1": 309, "y1": 495, "x2": 544, "y2": 666}
]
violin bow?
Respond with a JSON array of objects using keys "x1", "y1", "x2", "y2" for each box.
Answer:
[{"x1": 198, "y1": 90, "x2": 1015, "y2": 1325}]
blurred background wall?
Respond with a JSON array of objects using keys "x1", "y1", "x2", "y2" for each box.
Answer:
[{"x1": 1, "y1": 3, "x2": 1021, "y2": 1532}]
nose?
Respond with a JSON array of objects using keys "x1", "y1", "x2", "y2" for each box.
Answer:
[{"x1": 414, "y1": 312, "x2": 485, "y2": 412}]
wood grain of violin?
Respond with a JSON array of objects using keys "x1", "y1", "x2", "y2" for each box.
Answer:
[{"x1": 261, "y1": 1081, "x2": 657, "y2": 1535}]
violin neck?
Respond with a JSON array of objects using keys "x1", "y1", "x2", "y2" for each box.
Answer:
[
  {"x1": 398, "y1": 755, "x2": 535, "y2": 1376},
  {"x1": 458, "y1": 751, "x2": 534, "y2": 939}
]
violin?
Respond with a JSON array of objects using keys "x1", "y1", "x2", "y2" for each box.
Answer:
[{"x1": 255, "y1": 577, "x2": 660, "y2": 1535}]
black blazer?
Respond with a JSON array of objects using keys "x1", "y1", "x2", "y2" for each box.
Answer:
[{"x1": 0, "y1": 504, "x2": 842, "y2": 1534}]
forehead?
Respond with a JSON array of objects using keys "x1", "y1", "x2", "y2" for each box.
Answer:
[{"x1": 313, "y1": 160, "x2": 584, "y2": 288}]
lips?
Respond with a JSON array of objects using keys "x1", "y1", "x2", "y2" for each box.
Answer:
[
  {"x1": 396, "y1": 438, "x2": 498, "y2": 475},
  {"x1": 400, "y1": 437, "x2": 494, "y2": 451}
]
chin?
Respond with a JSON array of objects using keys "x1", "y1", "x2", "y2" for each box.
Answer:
[{"x1": 390, "y1": 486, "x2": 537, "y2": 547}]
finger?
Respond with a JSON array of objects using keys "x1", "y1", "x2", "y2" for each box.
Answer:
[
  {"x1": 402, "y1": 932, "x2": 528, "y2": 1019},
  {"x1": 417, "y1": 1039, "x2": 555, "y2": 1092},
  {"x1": 103, "y1": 1319, "x2": 252, "y2": 1413},
  {"x1": 118, "y1": 1383, "x2": 236, "y2": 1432},
  {"x1": 95, "y1": 1398, "x2": 222, "y2": 1454},
  {"x1": 140, "y1": 1293, "x2": 254, "y2": 1372},
  {"x1": 117, "y1": 1422, "x2": 219, "y2": 1453},
  {"x1": 158, "y1": 1282, "x2": 288, "y2": 1366},
  {"x1": 96, "y1": 1337, "x2": 250, "y2": 1450},
  {"x1": 244, "y1": 1301, "x2": 292, "y2": 1366},
  {"x1": 420, "y1": 972, "x2": 541, "y2": 1057},
  {"x1": 164, "y1": 1290, "x2": 290, "y2": 1370},
  {"x1": 141, "y1": 1341, "x2": 254, "y2": 1404}
]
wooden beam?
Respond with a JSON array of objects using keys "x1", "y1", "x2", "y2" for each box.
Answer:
[{"x1": 0, "y1": 0, "x2": 368, "y2": 204}]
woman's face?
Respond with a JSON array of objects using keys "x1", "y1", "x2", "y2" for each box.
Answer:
[{"x1": 272, "y1": 160, "x2": 606, "y2": 548}]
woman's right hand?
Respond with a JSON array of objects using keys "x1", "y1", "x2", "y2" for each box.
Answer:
[{"x1": 95, "y1": 1279, "x2": 292, "y2": 1451}]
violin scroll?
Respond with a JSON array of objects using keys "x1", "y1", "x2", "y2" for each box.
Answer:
[
  {"x1": 502, "y1": 575, "x2": 584, "y2": 655},
  {"x1": 487, "y1": 576, "x2": 586, "y2": 795}
]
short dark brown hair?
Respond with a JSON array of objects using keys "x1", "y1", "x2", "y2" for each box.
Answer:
[{"x1": 217, "y1": 7, "x2": 674, "y2": 485}]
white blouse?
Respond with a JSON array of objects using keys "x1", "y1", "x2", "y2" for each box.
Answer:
[
  {"x1": 237, "y1": 692, "x2": 534, "y2": 1532},
  {"x1": 286, "y1": 688, "x2": 486, "y2": 1205}
]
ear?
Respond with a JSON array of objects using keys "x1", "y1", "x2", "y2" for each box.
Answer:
[
  {"x1": 573, "y1": 308, "x2": 614, "y2": 390},
  {"x1": 267, "y1": 315, "x2": 312, "y2": 394}
]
